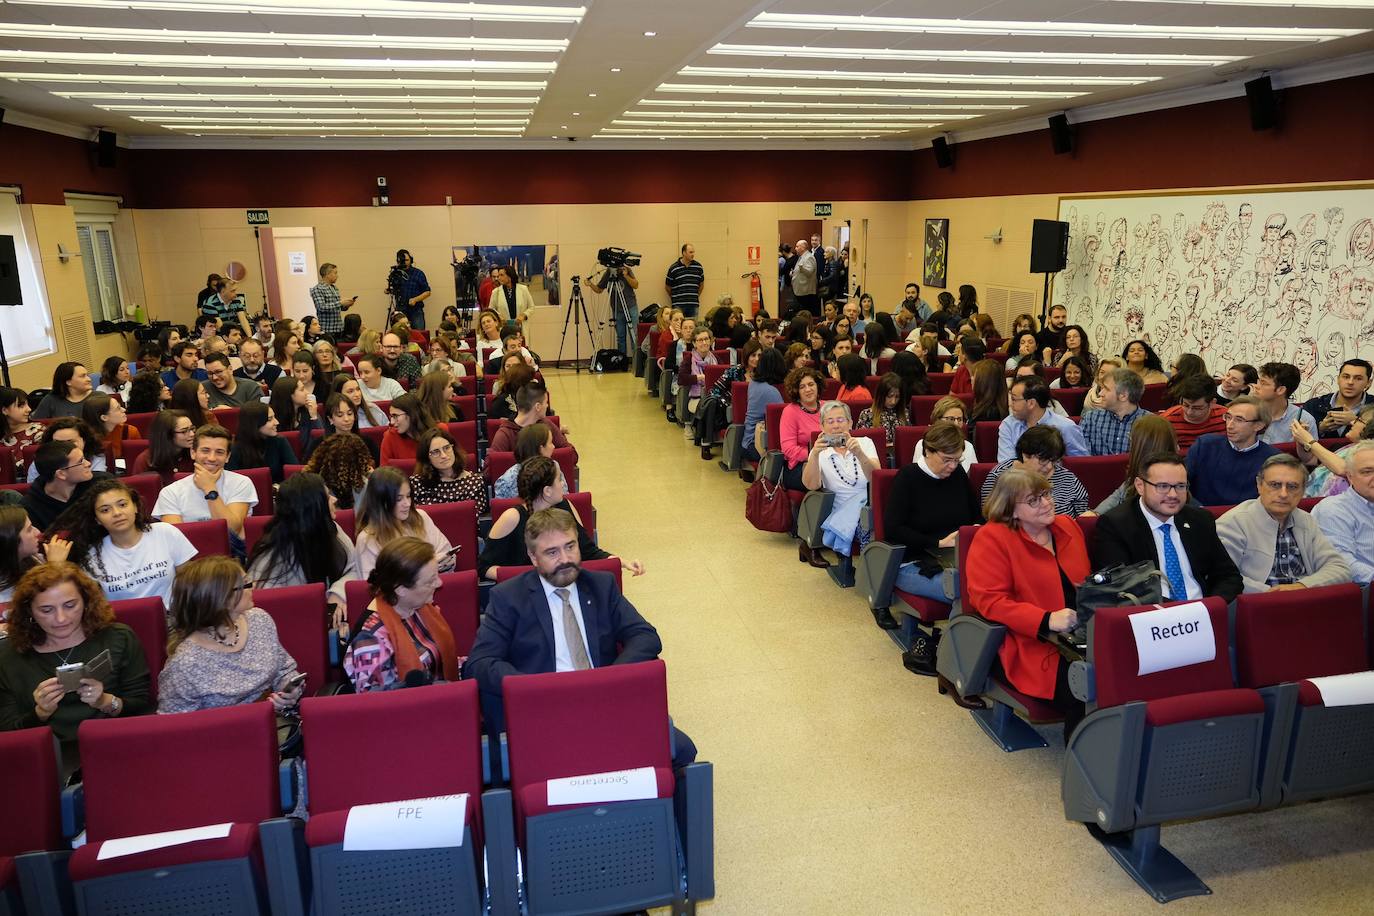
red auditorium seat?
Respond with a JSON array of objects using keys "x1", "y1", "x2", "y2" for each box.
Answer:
[
  {"x1": 910, "y1": 393, "x2": 972, "y2": 425},
  {"x1": 424, "y1": 500, "x2": 478, "y2": 572},
  {"x1": 1062, "y1": 454, "x2": 1129, "y2": 506},
  {"x1": 0, "y1": 728, "x2": 66, "y2": 916},
  {"x1": 172, "y1": 519, "x2": 229, "y2": 557},
  {"x1": 927, "y1": 373, "x2": 954, "y2": 395},
  {"x1": 893, "y1": 425, "x2": 929, "y2": 467},
  {"x1": 343, "y1": 570, "x2": 479, "y2": 647},
  {"x1": 254, "y1": 583, "x2": 333, "y2": 693},
  {"x1": 109, "y1": 597, "x2": 168, "y2": 701},
  {"x1": 1054, "y1": 387, "x2": 1089, "y2": 415},
  {"x1": 120, "y1": 438, "x2": 149, "y2": 474},
  {"x1": 972, "y1": 422, "x2": 999, "y2": 463},
  {"x1": 244, "y1": 510, "x2": 354, "y2": 553}
]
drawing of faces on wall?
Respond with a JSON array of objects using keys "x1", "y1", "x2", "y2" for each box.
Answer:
[{"x1": 1349, "y1": 219, "x2": 1374, "y2": 266}]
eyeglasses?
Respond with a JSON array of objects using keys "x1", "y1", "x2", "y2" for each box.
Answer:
[
  {"x1": 1223, "y1": 413, "x2": 1262, "y2": 424},
  {"x1": 174, "y1": 425, "x2": 195, "y2": 435},
  {"x1": 428, "y1": 443, "x2": 455, "y2": 458},
  {"x1": 1141, "y1": 479, "x2": 1188, "y2": 495},
  {"x1": 63, "y1": 457, "x2": 91, "y2": 471},
  {"x1": 1261, "y1": 480, "x2": 1304, "y2": 494},
  {"x1": 1019, "y1": 491, "x2": 1050, "y2": 507}
]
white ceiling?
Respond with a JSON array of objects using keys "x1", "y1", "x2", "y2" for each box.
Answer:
[{"x1": 0, "y1": 0, "x2": 1371, "y2": 146}]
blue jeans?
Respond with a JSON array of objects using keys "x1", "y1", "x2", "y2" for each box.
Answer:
[
  {"x1": 895, "y1": 563, "x2": 958, "y2": 612},
  {"x1": 404, "y1": 302, "x2": 426, "y2": 330},
  {"x1": 613, "y1": 303, "x2": 638, "y2": 353}
]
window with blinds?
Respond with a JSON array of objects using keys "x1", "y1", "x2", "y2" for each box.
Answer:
[
  {"x1": 76, "y1": 222, "x2": 124, "y2": 322},
  {"x1": 0, "y1": 187, "x2": 57, "y2": 364}
]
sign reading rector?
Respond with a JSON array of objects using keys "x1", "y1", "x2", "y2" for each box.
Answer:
[
  {"x1": 1128, "y1": 601, "x2": 1216, "y2": 676},
  {"x1": 246, "y1": 209, "x2": 270, "y2": 226},
  {"x1": 814, "y1": 203, "x2": 833, "y2": 218}
]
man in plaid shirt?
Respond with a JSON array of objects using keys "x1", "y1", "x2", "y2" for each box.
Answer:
[
  {"x1": 1080, "y1": 367, "x2": 1150, "y2": 456},
  {"x1": 309, "y1": 262, "x2": 357, "y2": 337}
]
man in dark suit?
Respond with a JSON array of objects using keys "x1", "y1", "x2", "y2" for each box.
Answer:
[
  {"x1": 465, "y1": 508, "x2": 697, "y2": 768},
  {"x1": 1093, "y1": 452, "x2": 1243, "y2": 603}
]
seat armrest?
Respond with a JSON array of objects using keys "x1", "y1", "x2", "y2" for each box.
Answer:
[
  {"x1": 1062, "y1": 702, "x2": 1147, "y2": 833},
  {"x1": 935, "y1": 615, "x2": 1005, "y2": 699},
  {"x1": 480, "y1": 789, "x2": 519, "y2": 916},
  {"x1": 854, "y1": 540, "x2": 902, "y2": 611},
  {"x1": 795, "y1": 490, "x2": 835, "y2": 547},
  {"x1": 757, "y1": 449, "x2": 784, "y2": 484},
  {"x1": 481, "y1": 733, "x2": 510, "y2": 786},
  {"x1": 259, "y1": 817, "x2": 307, "y2": 916},
  {"x1": 674, "y1": 762, "x2": 715, "y2": 904},
  {"x1": 1069, "y1": 660, "x2": 1095, "y2": 704},
  {"x1": 61, "y1": 783, "x2": 84, "y2": 839},
  {"x1": 16, "y1": 850, "x2": 74, "y2": 916}
]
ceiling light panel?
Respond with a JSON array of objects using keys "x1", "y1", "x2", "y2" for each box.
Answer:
[
  {"x1": 708, "y1": 45, "x2": 1241, "y2": 67},
  {"x1": 4, "y1": 0, "x2": 587, "y2": 23},
  {"x1": 658, "y1": 82, "x2": 1088, "y2": 99},
  {"x1": 1, "y1": 73, "x2": 547, "y2": 88},
  {"x1": 0, "y1": 50, "x2": 557, "y2": 72},
  {"x1": 0, "y1": 24, "x2": 570, "y2": 52},
  {"x1": 678, "y1": 67, "x2": 1155, "y2": 86},
  {"x1": 58, "y1": 92, "x2": 542, "y2": 103}
]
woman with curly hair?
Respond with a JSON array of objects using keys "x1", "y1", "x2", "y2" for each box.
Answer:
[
  {"x1": 123, "y1": 370, "x2": 169, "y2": 414},
  {"x1": 1123, "y1": 338, "x2": 1169, "y2": 385},
  {"x1": 303, "y1": 431, "x2": 375, "y2": 511},
  {"x1": 409, "y1": 426, "x2": 487, "y2": 513},
  {"x1": 778, "y1": 365, "x2": 825, "y2": 490},
  {"x1": 354, "y1": 466, "x2": 454, "y2": 578},
  {"x1": 0, "y1": 562, "x2": 150, "y2": 774}
]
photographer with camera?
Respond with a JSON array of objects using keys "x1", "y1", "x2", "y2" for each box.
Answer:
[
  {"x1": 590, "y1": 247, "x2": 641, "y2": 354},
  {"x1": 491, "y1": 264, "x2": 533, "y2": 325},
  {"x1": 388, "y1": 249, "x2": 431, "y2": 330}
]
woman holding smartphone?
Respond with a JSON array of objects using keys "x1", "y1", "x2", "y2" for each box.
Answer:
[{"x1": 800, "y1": 401, "x2": 880, "y2": 566}]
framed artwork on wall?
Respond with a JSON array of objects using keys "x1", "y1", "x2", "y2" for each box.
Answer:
[{"x1": 923, "y1": 218, "x2": 949, "y2": 288}]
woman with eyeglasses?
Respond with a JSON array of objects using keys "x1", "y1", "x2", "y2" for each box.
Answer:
[
  {"x1": 913, "y1": 396, "x2": 977, "y2": 470},
  {"x1": 408, "y1": 427, "x2": 487, "y2": 514},
  {"x1": 964, "y1": 469, "x2": 1091, "y2": 733},
  {"x1": 1290, "y1": 403, "x2": 1374, "y2": 497},
  {"x1": 132, "y1": 410, "x2": 195, "y2": 482},
  {"x1": 380, "y1": 394, "x2": 437, "y2": 464},
  {"x1": 157, "y1": 555, "x2": 303, "y2": 715}
]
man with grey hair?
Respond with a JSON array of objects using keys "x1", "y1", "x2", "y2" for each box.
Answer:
[
  {"x1": 1217, "y1": 453, "x2": 1350, "y2": 593},
  {"x1": 1079, "y1": 367, "x2": 1149, "y2": 456},
  {"x1": 309, "y1": 262, "x2": 357, "y2": 338},
  {"x1": 790, "y1": 239, "x2": 820, "y2": 316},
  {"x1": 1313, "y1": 440, "x2": 1374, "y2": 585},
  {"x1": 1185, "y1": 394, "x2": 1279, "y2": 506}
]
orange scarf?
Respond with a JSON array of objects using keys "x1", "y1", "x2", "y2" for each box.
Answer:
[{"x1": 372, "y1": 597, "x2": 458, "y2": 683}]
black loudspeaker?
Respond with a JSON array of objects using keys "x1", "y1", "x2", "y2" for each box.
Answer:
[
  {"x1": 96, "y1": 130, "x2": 117, "y2": 167},
  {"x1": 0, "y1": 235, "x2": 22, "y2": 306},
  {"x1": 1030, "y1": 219, "x2": 1070, "y2": 274},
  {"x1": 931, "y1": 135, "x2": 954, "y2": 169},
  {"x1": 0, "y1": 108, "x2": 6, "y2": 126},
  {"x1": 1048, "y1": 114, "x2": 1074, "y2": 155},
  {"x1": 1246, "y1": 75, "x2": 1280, "y2": 131}
]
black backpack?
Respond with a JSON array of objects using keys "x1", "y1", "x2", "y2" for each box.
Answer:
[{"x1": 592, "y1": 349, "x2": 630, "y2": 372}]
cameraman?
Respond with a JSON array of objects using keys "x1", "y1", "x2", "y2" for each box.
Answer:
[
  {"x1": 589, "y1": 262, "x2": 639, "y2": 354},
  {"x1": 390, "y1": 249, "x2": 431, "y2": 330}
]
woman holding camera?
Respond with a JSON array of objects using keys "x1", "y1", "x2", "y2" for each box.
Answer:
[{"x1": 801, "y1": 401, "x2": 880, "y2": 565}]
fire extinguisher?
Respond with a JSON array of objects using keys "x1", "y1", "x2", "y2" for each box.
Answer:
[{"x1": 741, "y1": 271, "x2": 764, "y2": 316}]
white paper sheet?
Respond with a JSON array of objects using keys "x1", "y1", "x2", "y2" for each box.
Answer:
[
  {"x1": 1129, "y1": 601, "x2": 1215, "y2": 676},
  {"x1": 546, "y1": 767, "x2": 658, "y2": 807},
  {"x1": 342, "y1": 794, "x2": 468, "y2": 852},
  {"x1": 97, "y1": 822, "x2": 233, "y2": 860},
  {"x1": 1307, "y1": 671, "x2": 1374, "y2": 707}
]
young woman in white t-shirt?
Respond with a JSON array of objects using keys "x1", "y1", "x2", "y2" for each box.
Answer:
[{"x1": 57, "y1": 477, "x2": 197, "y2": 617}]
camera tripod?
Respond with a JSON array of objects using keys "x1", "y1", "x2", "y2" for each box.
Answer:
[
  {"x1": 602, "y1": 272, "x2": 638, "y2": 355},
  {"x1": 556, "y1": 276, "x2": 597, "y2": 372}
]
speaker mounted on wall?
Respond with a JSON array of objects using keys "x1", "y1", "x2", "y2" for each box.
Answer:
[
  {"x1": 1029, "y1": 219, "x2": 1070, "y2": 274},
  {"x1": 1245, "y1": 75, "x2": 1281, "y2": 131},
  {"x1": 931, "y1": 135, "x2": 954, "y2": 169},
  {"x1": 94, "y1": 129, "x2": 117, "y2": 168},
  {"x1": 1048, "y1": 114, "x2": 1074, "y2": 155}
]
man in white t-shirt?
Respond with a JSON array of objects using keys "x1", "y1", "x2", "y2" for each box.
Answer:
[
  {"x1": 152, "y1": 425, "x2": 258, "y2": 539},
  {"x1": 357, "y1": 353, "x2": 406, "y2": 402}
]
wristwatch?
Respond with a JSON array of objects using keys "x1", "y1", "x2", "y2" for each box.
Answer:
[{"x1": 204, "y1": 489, "x2": 219, "y2": 501}]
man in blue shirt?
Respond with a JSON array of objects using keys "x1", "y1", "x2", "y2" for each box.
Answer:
[
  {"x1": 1080, "y1": 367, "x2": 1150, "y2": 455},
  {"x1": 1302, "y1": 358, "x2": 1373, "y2": 438},
  {"x1": 664, "y1": 243, "x2": 705, "y2": 319},
  {"x1": 391, "y1": 249, "x2": 431, "y2": 329},
  {"x1": 1255, "y1": 361, "x2": 1319, "y2": 446},
  {"x1": 160, "y1": 341, "x2": 208, "y2": 389},
  {"x1": 996, "y1": 375, "x2": 1088, "y2": 461},
  {"x1": 1312, "y1": 440, "x2": 1374, "y2": 584},
  {"x1": 1185, "y1": 395, "x2": 1278, "y2": 506}
]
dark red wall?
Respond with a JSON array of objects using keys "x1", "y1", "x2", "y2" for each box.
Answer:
[
  {"x1": 913, "y1": 73, "x2": 1374, "y2": 200},
  {"x1": 0, "y1": 123, "x2": 137, "y2": 204}
]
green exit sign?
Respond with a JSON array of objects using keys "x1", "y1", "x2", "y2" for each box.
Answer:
[
  {"x1": 814, "y1": 203, "x2": 832, "y2": 217},
  {"x1": 246, "y1": 209, "x2": 270, "y2": 225}
]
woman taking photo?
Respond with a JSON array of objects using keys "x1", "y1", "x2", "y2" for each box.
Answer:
[
  {"x1": 1122, "y1": 339, "x2": 1169, "y2": 385},
  {"x1": 343, "y1": 537, "x2": 458, "y2": 692},
  {"x1": 157, "y1": 556, "x2": 304, "y2": 715},
  {"x1": 247, "y1": 473, "x2": 359, "y2": 621},
  {"x1": 409, "y1": 426, "x2": 487, "y2": 513},
  {"x1": 493, "y1": 423, "x2": 555, "y2": 499},
  {"x1": 53, "y1": 478, "x2": 195, "y2": 613},
  {"x1": 96, "y1": 355, "x2": 132, "y2": 403},
  {"x1": 801, "y1": 401, "x2": 880, "y2": 566},
  {"x1": 80, "y1": 393, "x2": 139, "y2": 470},
  {"x1": 966, "y1": 469, "x2": 1090, "y2": 735},
  {"x1": 778, "y1": 366, "x2": 826, "y2": 490},
  {"x1": 354, "y1": 466, "x2": 455, "y2": 578},
  {"x1": 856, "y1": 372, "x2": 910, "y2": 450},
  {"x1": 169, "y1": 377, "x2": 210, "y2": 428},
  {"x1": 303, "y1": 432, "x2": 374, "y2": 511},
  {"x1": 132, "y1": 410, "x2": 195, "y2": 480},
  {"x1": 380, "y1": 394, "x2": 437, "y2": 463},
  {"x1": 331, "y1": 374, "x2": 386, "y2": 429},
  {"x1": 32, "y1": 362, "x2": 94, "y2": 420},
  {"x1": 227, "y1": 402, "x2": 297, "y2": 483},
  {"x1": 304, "y1": 392, "x2": 382, "y2": 464},
  {"x1": 1, "y1": 386, "x2": 44, "y2": 481},
  {"x1": 124, "y1": 370, "x2": 169, "y2": 415},
  {"x1": 479, "y1": 456, "x2": 642, "y2": 581},
  {"x1": 0, "y1": 506, "x2": 70, "y2": 604}
]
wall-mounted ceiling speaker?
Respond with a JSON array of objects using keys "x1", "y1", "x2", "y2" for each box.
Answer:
[
  {"x1": 1246, "y1": 75, "x2": 1280, "y2": 131},
  {"x1": 932, "y1": 135, "x2": 954, "y2": 169},
  {"x1": 96, "y1": 129, "x2": 117, "y2": 167},
  {"x1": 1048, "y1": 114, "x2": 1074, "y2": 155}
]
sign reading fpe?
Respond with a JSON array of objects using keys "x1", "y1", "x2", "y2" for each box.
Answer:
[
  {"x1": 814, "y1": 203, "x2": 832, "y2": 217},
  {"x1": 246, "y1": 209, "x2": 270, "y2": 225}
]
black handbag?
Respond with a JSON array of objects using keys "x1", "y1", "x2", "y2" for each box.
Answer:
[{"x1": 1076, "y1": 561, "x2": 1164, "y2": 626}]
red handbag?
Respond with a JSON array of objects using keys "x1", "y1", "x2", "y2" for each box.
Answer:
[{"x1": 745, "y1": 475, "x2": 793, "y2": 533}]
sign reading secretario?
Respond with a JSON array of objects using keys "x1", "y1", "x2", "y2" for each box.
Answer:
[{"x1": 246, "y1": 209, "x2": 270, "y2": 225}]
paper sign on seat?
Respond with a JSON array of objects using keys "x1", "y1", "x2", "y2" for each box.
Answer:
[
  {"x1": 546, "y1": 766, "x2": 657, "y2": 807},
  {"x1": 342, "y1": 794, "x2": 468, "y2": 852},
  {"x1": 97, "y1": 823, "x2": 233, "y2": 860},
  {"x1": 1129, "y1": 601, "x2": 1215, "y2": 676},
  {"x1": 1307, "y1": 671, "x2": 1374, "y2": 707}
]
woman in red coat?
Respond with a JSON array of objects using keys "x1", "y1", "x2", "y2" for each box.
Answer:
[
  {"x1": 380, "y1": 394, "x2": 437, "y2": 464},
  {"x1": 966, "y1": 468, "x2": 1090, "y2": 736}
]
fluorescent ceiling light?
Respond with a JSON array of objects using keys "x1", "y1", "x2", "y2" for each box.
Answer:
[
  {"x1": 144, "y1": 116, "x2": 529, "y2": 124},
  {"x1": 161, "y1": 125, "x2": 525, "y2": 132},
  {"x1": 599, "y1": 127, "x2": 902, "y2": 135},
  {"x1": 679, "y1": 67, "x2": 1153, "y2": 86},
  {"x1": 1110, "y1": 0, "x2": 1374, "y2": 7},
  {"x1": 0, "y1": 50, "x2": 556, "y2": 72},
  {"x1": 710, "y1": 44, "x2": 1239, "y2": 66},
  {"x1": 613, "y1": 119, "x2": 936, "y2": 129},
  {"x1": 640, "y1": 98, "x2": 1021, "y2": 110},
  {"x1": 103, "y1": 105, "x2": 534, "y2": 114},
  {"x1": 60, "y1": 92, "x2": 541, "y2": 103},
  {"x1": 744, "y1": 12, "x2": 1364, "y2": 41},
  {"x1": 6, "y1": 0, "x2": 586, "y2": 23},
  {"x1": 0, "y1": 25, "x2": 569, "y2": 53},
  {"x1": 2, "y1": 73, "x2": 547, "y2": 88},
  {"x1": 624, "y1": 110, "x2": 975, "y2": 121},
  {"x1": 660, "y1": 82, "x2": 1089, "y2": 98}
]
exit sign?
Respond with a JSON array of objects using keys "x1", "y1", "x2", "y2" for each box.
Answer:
[
  {"x1": 246, "y1": 209, "x2": 270, "y2": 225},
  {"x1": 814, "y1": 203, "x2": 832, "y2": 217}
]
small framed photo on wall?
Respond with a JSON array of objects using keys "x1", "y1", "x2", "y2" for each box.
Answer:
[{"x1": 923, "y1": 218, "x2": 949, "y2": 288}]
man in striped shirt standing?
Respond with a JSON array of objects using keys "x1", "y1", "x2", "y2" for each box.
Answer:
[
  {"x1": 665, "y1": 243, "x2": 705, "y2": 319},
  {"x1": 1161, "y1": 373, "x2": 1227, "y2": 449}
]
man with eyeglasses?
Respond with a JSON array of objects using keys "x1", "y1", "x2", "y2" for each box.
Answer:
[
  {"x1": 22, "y1": 440, "x2": 101, "y2": 531},
  {"x1": 1184, "y1": 395, "x2": 1279, "y2": 507},
  {"x1": 1313, "y1": 441, "x2": 1374, "y2": 586},
  {"x1": 1094, "y1": 452, "x2": 1242, "y2": 603},
  {"x1": 1216, "y1": 453, "x2": 1349, "y2": 593},
  {"x1": 997, "y1": 375, "x2": 1089, "y2": 462},
  {"x1": 200, "y1": 352, "x2": 261, "y2": 409},
  {"x1": 1159, "y1": 374, "x2": 1227, "y2": 449},
  {"x1": 379, "y1": 332, "x2": 422, "y2": 387}
]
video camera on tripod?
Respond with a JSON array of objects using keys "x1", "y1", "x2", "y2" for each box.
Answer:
[{"x1": 596, "y1": 247, "x2": 641, "y2": 270}]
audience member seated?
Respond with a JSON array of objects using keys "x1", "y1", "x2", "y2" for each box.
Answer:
[
  {"x1": 891, "y1": 350, "x2": 933, "y2": 401},
  {"x1": 855, "y1": 372, "x2": 908, "y2": 450},
  {"x1": 495, "y1": 423, "x2": 555, "y2": 500},
  {"x1": 1159, "y1": 373, "x2": 1227, "y2": 449},
  {"x1": 1216, "y1": 453, "x2": 1350, "y2": 594},
  {"x1": 343, "y1": 537, "x2": 458, "y2": 693},
  {"x1": 357, "y1": 353, "x2": 406, "y2": 402},
  {"x1": 133, "y1": 410, "x2": 195, "y2": 481},
  {"x1": 55, "y1": 478, "x2": 195, "y2": 614},
  {"x1": 1094, "y1": 452, "x2": 1243, "y2": 602},
  {"x1": 355, "y1": 466, "x2": 455, "y2": 579},
  {"x1": 379, "y1": 393, "x2": 435, "y2": 463},
  {"x1": 1048, "y1": 355, "x2": 1090, "y2": 391},
  {"x1": 1051, "y1": 324, "x2": 1097, "y2": 377},
  {"x1": 233, "y1": 337, "x2": 281, "y2": 389},
  {"x1": 947, "y1": 336, "x2": 984, "y2": 395},
  {"x1": 124, "y1": 369, "x2": 169, "y2": 415},
  {"x1": 271, "y1": 329, "x2": 304, "y2": 375},
  {"x1": 1290, "y1": 404, "x2": 1374, "y2": 496},
  {"x1": 226, "y1": 402, "x2": 296, "y2": 484},
  {"x1": 1079, "y1": 368, "x2": 1149, "y2": 456},
  {"x1": 313, "y1": 338, "x2": 352, "y2": 387},
  {"x1": 1312, "y1": 441, "x2": 1374, "y2": 586},
  {"x1": 967, "y1": 359, "x2": 1008, "y2": 431},
  {"x1": 248, "y1": 473, "x2": 359, "y2": 627},
  {"x1": 24, "y1": 417, "x2": 104, "y2": 483},
  {"x1": 80, "y1": 393, "x2": 139, "y2": 470},
  {"x1": 833, "y1": 354, "x2": 873, "y2": 412},
  {"x1": 1301, "y1": 358, "x2": 1372, "y2": 438},
  {"x1": 152, "y1": 425, "x2": 256, "y2": 549},
  {"x1": 95, "y1": 354, "x2": 132, "y2": 403},
  {"x1": 0, "y1": 563, "x2": 149, "y2": 774},
  {"x1": 305, "y1": 432, "x2": 375, "y2": 511},
  {"x1": 464, "y1": 507, "x2": 695, "y2": 767},
  {"x1": 473, "y1": 309, "x2": 506, "y2": 369},
  {"x1": 32, "y1": 361, "x2": 94, "y2": 421},
  {"x1": 980, "y1": 426, "x2": 1090, "y2": 517},
  {"x1": 884, "y1": 424, "x2": 981, "y2": 660},
  {"x1": 1255, "y1": 361, "x2": 1319, "y2": 447},
  {"x1": 161, "y1": 343, "x2": 208, "y2": 391},
  {"x1": 271, "y1": 374, "x2": 320, "y2": 450},
  {"x1": 966, "y1": 469, "x2": 1089, "y2": 733},
  {"x1": 1081, "y1": 357, "x2": 1122, "y2": 413},
  {"x1": 333, "y1": 374, "x2": 386, "y2": 429},
  {"x1": 1184, "y1": 395, "x2": 1279, "y2": 506},
  {"x1": 916, "y1": 396, "x2": 977, "y2": 470},
  {"x1": 487, "y1": 358, "x2": 533, "y2": 423},
  {"x1": 998, "y1": 375, "x2": 1088, "y2": 462},
  {"x1": 415, "y1": 372, "x2": 462, "y2": 425},
  {"x1": 409, "y1": 426, "x2": 487, "y2": 514},
  {"x1": 1215, "y1": 362, "x2": 1257, "y2": 406},
  {"x1": 741, "y1": 348, "x2": 787, "y2": 474},
  {"x1": 677, "y1": 327, "x2": 719, "y2": 425},
  {"x1": 778, "y1": 366, "x2": 826, "y2": 490},
  {"x1": 489, "y1": 382, "x2": 575, "y2": 456},
  {"x1": 23, "y1": 440, "x2": 100, "y2": 532},
  {"x1": 1164, "y1": 353, "x2": 1210, "y2": 405},
  {"x1": 1093, "y1": 415, "x2": 1182, "y2": 514},
  {"x1": 199, "y1": 352, "x2": 258, "y2": 410},
  {"x1": 1121, "y1": 338, "x2": 1168, "y2": 385},
  {"x1": 1, "y1": 385, "x2": 45, "y2": 480},
  {"x1": 169, "y1": 377, "x2": 211, "y2": 429},
  {"x1": 0, "y1": 506, "x2": 68, "y2": 605},
  {"x1": 304, "y1": 392, "x2": 374, "y2": 465},
  {"x1": 158, "y1": 556, "x2": 303, "y2": 714},
  {"x1": 1007, "y1": 331, "x2": 1039, "y2": 363},
  {"x1": 801, "y1": 401, "x2": 880, "y2": 566},
  {"x1": 694, "y1": 339, "x2": 760, "y2": 455},
  {"x1": 479, "y1": 456, "x2": 641, "y2": 581}
]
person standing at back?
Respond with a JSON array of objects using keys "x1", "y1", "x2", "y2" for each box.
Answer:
[
  {"x1": 309, "y1": 262, "x2": 358, "y2": 338},
  {"x1": 665, "y1": 243, "x2": 705, "y2": 319},
  {"x1": 392, "y1": 249, "x2": 431, "y2": 330}
]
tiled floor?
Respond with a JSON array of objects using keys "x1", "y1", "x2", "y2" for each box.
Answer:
[{"x1": 542, "y1": 367, "x2": 1374, "y2": 916}]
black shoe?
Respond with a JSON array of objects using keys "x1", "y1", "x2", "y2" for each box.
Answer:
[
  {"x1": 902, "y1": 631, "x2": 939, "y2": 676},
  {"x1": 700, "y1": 445, "x2": 714, "y2": 460},
  {"x1": 666, "y1": 410, "x2": 678, "y2": 424},
  {"x1": 871, "y1": 606, "x2": 899, "y2": 630},
  {"x1": 739, "y1": 468, "x2": 755, "y2": 484}
]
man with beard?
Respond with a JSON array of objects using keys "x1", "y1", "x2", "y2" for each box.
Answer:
[{"x1": 465, "y1": 508, "x2": 696, "y2": 768}]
